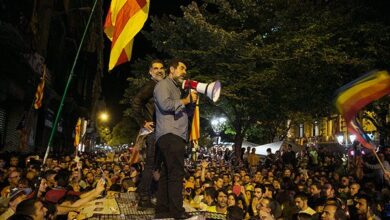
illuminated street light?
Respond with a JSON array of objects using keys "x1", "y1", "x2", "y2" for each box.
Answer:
[
  {"x1": 211, "y1": 117, "x2": 227, "y2": 144},
  {"x1": 336, "y1": 133, "x2": 357, "y2": 147},
  {"x1": 99, "y1": 112, "x2": 109, "y2": 122}
]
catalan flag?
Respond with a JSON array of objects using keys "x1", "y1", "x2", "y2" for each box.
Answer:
[
  {"x1": 104, "y1": 0, "x2": 150, "y2": 71},
  {"x1": 334, "y1": 70, "x2": 390, "y2": 149},
  {"x1": 74, "y1": 118, "x2": 81, "y2": 147},
  {"x1": 190, "y1": 99, "x2": 200, "y2": 145},
  {"x1": 34, "y1": 65, "x2": 46, "y2": 109}
]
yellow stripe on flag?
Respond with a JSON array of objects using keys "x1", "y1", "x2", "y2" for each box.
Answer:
[
  {"x1": 190, "y1": 99, "x2": 200, "y2": 143},
  {"x1": 34, "y1": 65, "x2": 46, "y2": 109},
  {"x1": 74, "y1": 118, "x2": 81, "y2": 147},
  {"x1": 104, "y1": 0, "x2": 150, "y2": 71}
]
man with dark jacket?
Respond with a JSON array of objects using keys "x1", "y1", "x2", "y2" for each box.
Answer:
[{"x1": 134, "y1": 59, "x2": 165, "y2": 209}]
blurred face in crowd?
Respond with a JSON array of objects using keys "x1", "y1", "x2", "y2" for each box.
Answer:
[
  {"x1": 310, "y1": 184, "x2": 321, "y2": 196},
  {"x1": 243, "y1": 175, "x2": 251, "y2": 184},
  {"x1": 323, "y1": 184, "x2": 335, "y2": 199},
  {"x1": 86, "y1": 173, "x2": 95, "y2": 184},
  {"x1": 261, "y1": 168, "x2": 268, "y2": 177},
  {"x1": 222, "y1": 174, "x2": 230, "y2": 185},
  {"x1": 264, "y1": 186, "x2": 273, "y2": 198},
  {"x1": 254, "y1": 187, "x2": 263, "y2": 199},
  {"x1": 258, "y1": 198, "x2": 272, "y2": 216},
  {"x1": 321, "y1": 204, "x2": 337, "y2": 220},
  {"x1": 216, "y1": 191, "x2": 228, "y2": 208},
  {"x1": 350, "y1": 183, "x2": 360, "y2": 196},
  {"x1": 10, "y1": 156, "x2": 19, "y2": 167},
  {"x1": 123, "y1": 164, "x2": 130, "y2": 173},
  {"x1": 8, "y1": 171, "x2": 21, "y2": 186},
  {"x1": 39, "y1": 178, "x2": 48, "y2": 193},
  {"x1": 214, "y1": 177, "x2": 224, "y2": 189},
  {"x1": 47, "y1": 174, "x2": 56, "y2": 188},
  {"x1": 239, "y1": 170, "x2": 246, "y2": 177},
  {"x1": 283, "y1": 169, "x2": 292, "y2": 178},
  {"x1": 149, "y1": 62, "x2": 165, "y2": 81},
  {"x1": 294, "y1": 197, "x2": 307, "y2": 211},
  {"x1": 227, "y1": 194, "x2": 236, "y2": 207},
  {"x1": 233, "y1": 175, "x2": 241, "y2": 184},
  {"x1": 273, "y1": 180, "x2": 281, "y2": 190},
  {"x1": 33, "y1": 200, "x2": 48, "y2": 220},
  {"x1": 355, "y1": 198, "x2": 368, "y2": 216}
]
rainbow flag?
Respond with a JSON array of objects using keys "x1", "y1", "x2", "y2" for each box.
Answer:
[
  {"x1": 334, "y1": 70, "x2": 390, "y2": 149},
  {"x1": 104, "y1": 0, "x2": 150, "y2": 71}
]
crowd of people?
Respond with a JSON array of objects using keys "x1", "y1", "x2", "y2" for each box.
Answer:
[
  {"x1": 0, "y1": 142, "x2": 389, "y2": 219},
  {"x1": 0, "y1": 59, "x2": 388, "y2": 220}
]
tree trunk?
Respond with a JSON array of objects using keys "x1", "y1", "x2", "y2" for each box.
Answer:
[{"x1": 234, "y1": 133, "x2": 244, "y2": 163}]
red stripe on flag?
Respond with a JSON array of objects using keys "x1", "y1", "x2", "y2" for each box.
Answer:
[{"x1": 111, "y1": 0, "x2": 146, "y2": 46}]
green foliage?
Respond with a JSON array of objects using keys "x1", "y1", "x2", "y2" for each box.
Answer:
[
  {"x1": 125, "y1": 0, "x2": 390, "y2": 152},
  {"x1": 108, "y1": 117, "x2": 139, "y2": 146}
]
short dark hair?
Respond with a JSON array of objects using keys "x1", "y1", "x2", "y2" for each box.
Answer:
[
  {"x1": 149, "y1": 59, "x2": 163, "y2": 68},
  {"x1": 168, "y1": 58, "x2": 186, "y2": 69},
  {"x1": 15, "y1": 199, "x2": 38, "y2": 217},
  {"x1": 294, "y1": 192, "x2": 309, "y2": 201},
  {"x1": 204, "y1": 187, "x2": 217, "y2": 199}
]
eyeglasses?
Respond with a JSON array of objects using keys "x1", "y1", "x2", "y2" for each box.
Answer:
[{"x1": 9, "y1": 175, "x2": 20, "y2": 179}]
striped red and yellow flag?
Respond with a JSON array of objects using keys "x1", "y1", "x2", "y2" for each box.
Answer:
[
  {"x1": 74, "y1": 118, "x2": 81, "y2": 147},
  {"x1": 104, "y1": 0, "x2": 150, "y2": 71},
  {"x1": 334, "y1": 70, "x2": 390, "y2": 149},
  {"x1": 190, "y1": 99, "x2": 200, "y2": 144},
  {"x1": 34, "y1": 65, "x2": 46, "y2": 109}
]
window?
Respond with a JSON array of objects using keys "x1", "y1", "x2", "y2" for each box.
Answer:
[{"x1": 299, "y1": 124, "x2": 304, "y2": 138}]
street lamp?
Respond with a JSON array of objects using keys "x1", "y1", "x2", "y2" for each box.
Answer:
[
  {"x1": 211, "y1": 117, "x2": 227, "y2": 144},
  {"x1": 336, "y1": 133, "x2": 357, "y2": 147},
  {"x1": 99, "y1": 112, "x2": 109, "y2": 122}
]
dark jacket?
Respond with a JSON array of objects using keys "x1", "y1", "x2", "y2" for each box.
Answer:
[{"x1": 132, "y1": 80, "x2": 156, "y2": 127}]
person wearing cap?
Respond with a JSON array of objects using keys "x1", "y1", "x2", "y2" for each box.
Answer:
[{"x1": 0, "y1": 188, "x2": 29, "y2": 219}]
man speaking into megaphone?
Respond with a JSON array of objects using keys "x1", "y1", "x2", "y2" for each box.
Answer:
[{"x1": 153, "y1": 59, "x2": 198, "y2": 219}]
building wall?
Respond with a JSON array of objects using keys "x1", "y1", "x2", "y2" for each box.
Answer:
[{"x1": 288, "y1": 112, "x2": 378, "y2": 146}]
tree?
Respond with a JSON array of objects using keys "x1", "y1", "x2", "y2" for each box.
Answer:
[
  {"x1": 109, "y1": 117, "x2": 139, "y2": 146},
  {"x1": 131, "y1": 0, "x2": 390, "y2": 159}
]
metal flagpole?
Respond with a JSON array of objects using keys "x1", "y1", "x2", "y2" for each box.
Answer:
[{"x1": 42, "y1": 0, "x2": 99, "y2": 165}]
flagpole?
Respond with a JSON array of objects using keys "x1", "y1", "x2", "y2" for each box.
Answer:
[{"x1": 42, "y1": 0, "x2": 99, "y2": 165}]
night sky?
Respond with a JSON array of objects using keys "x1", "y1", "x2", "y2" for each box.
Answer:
[{"x1": 101, "y1": 0, "x2": 193, "y2": 126}]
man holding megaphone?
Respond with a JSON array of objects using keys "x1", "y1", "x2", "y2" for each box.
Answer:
[{"x1": 153, "y1": 59, "x2": 197, "y2": 219}]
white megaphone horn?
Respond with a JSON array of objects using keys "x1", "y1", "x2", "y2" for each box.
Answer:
[{"x1": 182, "y1": 80, "x2": 221, "y2": 102}]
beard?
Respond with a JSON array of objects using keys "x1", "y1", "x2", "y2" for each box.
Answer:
[{"x1": 173, "y1": 75, "x2": 184, "y2": 85}]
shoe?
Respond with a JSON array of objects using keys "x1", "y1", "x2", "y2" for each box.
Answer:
[
  {"x1": 174, "y1": 212, "x2": 192, "y2": 219},
  {"x1": 138, "y1": 199, "x2": 155, "y2": 210}
]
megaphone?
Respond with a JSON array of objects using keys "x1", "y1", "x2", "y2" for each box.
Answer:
[{"x1": 182, "y1": 80, "x2": 221, "y2": 102}]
